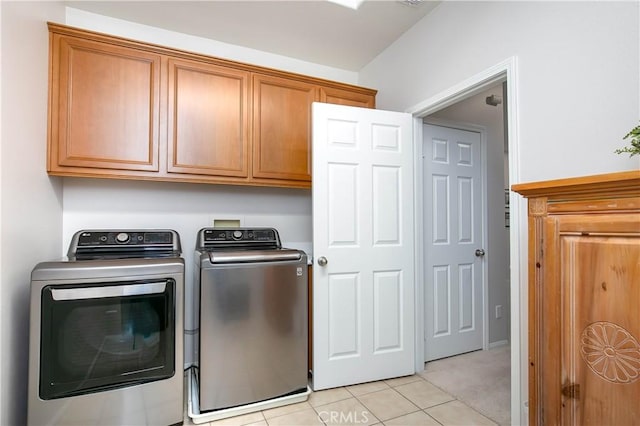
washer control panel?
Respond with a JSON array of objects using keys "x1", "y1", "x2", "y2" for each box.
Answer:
[{"x1": 199, "y1": 228, "x2": 280, "y2": 250}]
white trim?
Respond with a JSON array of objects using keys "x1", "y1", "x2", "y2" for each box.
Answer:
[
  {"x1": 406, "y1": 58, "x2": 513, "y2": 117},
  {"x1": 412, "y1": 119, "x2": 425, "y2": 374},
  {"x1": 422, "y1": 118, "x2": 490, "y2": 354},
  {"x1": 0, "y1": 2, "x2": 4, "y2": 422},
  {"x1": 407, "y1": 56, "x2": 524, "y2": 425},
  {"x1": 489, "y1": 339, "x2": 510, "y2": 349}
]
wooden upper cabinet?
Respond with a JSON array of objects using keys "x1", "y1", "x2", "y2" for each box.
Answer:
[
  {"x1": 252, "y1": 73, "x2": 316, "y2": 183},
  {"x1": 49, "y1": 33, "x2": 161, "y2": 173},
  {"x1": 47, "y1": 23, "x2": 376, "y2": 188},
  {"x1": 319, "y1": 86, "x2": 375, "y2": 109},
  {"x1": 512, "y1": 171, "x2": 640, "y2": 426},
  {"x1": 167, "y1": 58, "x2": 249, "y2": 178}
]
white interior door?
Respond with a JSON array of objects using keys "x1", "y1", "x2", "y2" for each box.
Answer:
[
  {"x1": 312, "y1": 102, "x2": 414, "y2": 390},
  {"x1": 423, "y1": 123, "x2": 484, "y2": 362}
]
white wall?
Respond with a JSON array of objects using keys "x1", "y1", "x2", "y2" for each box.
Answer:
[
  {"x1": 0, "y1": 2, "x2": 66, "y2": 425},
  {"x1": 430, "y1": 84, "x2": 511, "y2": 346},
  {"x1": 360, "y1": 1, "x2": 640, "y2": 182},
  {"x1": 66, "y1": 8, "x2": 359, "y2": 85}
]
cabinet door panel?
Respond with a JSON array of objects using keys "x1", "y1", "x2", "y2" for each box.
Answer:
[
  {"x1": 167, "y1": 59, "x2": 249, "y2": 177},
  {"x1": 252, "y1": 74, "x2": 316, "y2": 182},
  {"x1": 320, "y1": 86, "x2": 375, "y2": 109},
  {"x1": 513, "y1": 173, "x2": 640, "y2": 426},
  {"x1": 52, "y1": 35, "x2": 160, "y2": 171},
  {"x1": 555, "y1": 215, "x2": 640, "y2": 426}
]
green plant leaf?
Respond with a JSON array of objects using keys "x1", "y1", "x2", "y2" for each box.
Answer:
[{"x1": 616, "y1": 123, "x2": 640, "y2": 157}]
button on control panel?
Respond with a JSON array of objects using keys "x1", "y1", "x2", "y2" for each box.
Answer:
[{"x1": 115, "y1": 232, "x2": 130, "y2": 244}]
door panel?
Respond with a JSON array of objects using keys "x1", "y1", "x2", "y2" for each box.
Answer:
[
  {"x1": 423, "y1": 124, "x2": 484, "y2": 361},
  {"x1": 373, "y1": 270, "x2": 403, "y2": 352},
  {"x1": 328, "y1": 273, "x2": 360, "y2": 359},
  {"x1": 167, "y1": 58, "x2": 249, "y2": 177},
  {"x1": 52, "y1": 35, "x2": 161, "y2": 172},
  {"x1": 319, "y1": 86, "x2": 375, "y2": 109},
  {"x1": 373, "y1": 167, "x2": 401, "y2": 244},
  {"x1": 252, "y1": 74, "x2": 316, "y2": 181},
  {"x1": 328, "y1": 163, "x2": 358, "y2": 245},
  {"x1": 313, "y1": 102, "x2": 414, "y2": 390},
  {"x1": 433, "y1": 266, "x2": 451, "y2": 336},
  {"x1": 559, "y1": 230, "x2": 640, "y2": 425}
]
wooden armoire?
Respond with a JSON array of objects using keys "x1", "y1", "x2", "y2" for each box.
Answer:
[{"x1": 512, "y1": 170, "x2": 640, "y2": 426}]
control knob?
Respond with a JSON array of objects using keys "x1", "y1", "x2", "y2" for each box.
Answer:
[
  {"x1": 115, "y1": 232, "x2": 130, "y2": 244},
  {"x1": 232, "y1": 230, "x2": 243, "y2": 240}
]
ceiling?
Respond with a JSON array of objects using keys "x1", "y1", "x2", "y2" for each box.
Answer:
[{"x1": 63, "y1": 0, "x2": 440, "y2": 71}]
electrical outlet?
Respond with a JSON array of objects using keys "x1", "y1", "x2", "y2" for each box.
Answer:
[{"x1": 495, "y1": 305, "x2": 503, "y2": 319}]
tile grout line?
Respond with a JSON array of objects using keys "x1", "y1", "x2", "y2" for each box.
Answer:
[
  {"x1": 378, "y1": 374, "x2": 446, "y2": 426},
  {"x1": 418, "y1": 373, "x2": 501, "y2": 425},
  {"x1": 201, "y1": 372, "x2": 497, "y2": 426}
]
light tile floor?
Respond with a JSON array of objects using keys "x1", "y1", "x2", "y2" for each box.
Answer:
[{"x1": 184, "y1": 373, "x2": 497, "y2": 426}]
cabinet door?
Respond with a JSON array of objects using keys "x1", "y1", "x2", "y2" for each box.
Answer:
[
  {"x1": 167, "y1": 59, "x2": 249, "y2": 178},
  {"x1": 252, "y1": 74, "x2": 316, "y2": 183},
  {"x1": 49, "y1": 35, "x2": 161, "y2": 172},
  {"x1": 319, "y1": 86, "x2": 375, "y2": 109},
  {"x1": 546, "y1": 213, "x2": 640, "y2": 425}
]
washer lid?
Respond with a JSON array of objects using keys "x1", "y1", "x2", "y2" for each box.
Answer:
[{"x1": 206, "y1": 248, "x2": 304, "y2": 264}]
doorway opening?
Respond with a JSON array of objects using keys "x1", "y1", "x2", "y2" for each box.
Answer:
[
  {"x1": 408, "y1": 57, "x2": 523, "y2": 426},
  {"x1": 420, "y1": 82, "x2": 511, "y2": 425}
]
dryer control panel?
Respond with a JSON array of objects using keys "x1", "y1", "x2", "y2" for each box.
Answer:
[{"x1": 68, "y1": 229, "x2": 181, "y2": 259}]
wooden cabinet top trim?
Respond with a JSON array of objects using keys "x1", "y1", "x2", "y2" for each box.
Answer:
[
  {"x1": 47, "y1": 22, "x2": 377, "y2": 96},
  {"x1": 511, "y1": 170, "x2": 640, "y2": 199}
]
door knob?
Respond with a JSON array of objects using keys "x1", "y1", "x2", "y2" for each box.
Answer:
[
  {"x1": 475, "y1": 249, "x2": 485, "y2": 257},
  {"x1": 317, "y1": 256, "x2": 328, "y2": 266}
]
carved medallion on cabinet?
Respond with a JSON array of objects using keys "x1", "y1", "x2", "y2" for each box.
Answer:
[{"x1": 580, "y1": 321, "x2": 640, "y2": 384}]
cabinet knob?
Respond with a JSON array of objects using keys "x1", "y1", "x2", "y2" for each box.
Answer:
[{"x1": 317, "y1": 256, "x2": 328, "y2": 267}]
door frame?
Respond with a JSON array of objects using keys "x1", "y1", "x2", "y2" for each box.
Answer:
[
  {"x1": 421, "y1": 119, "x2": 489, "y2": 356},
  {"x1": 406, "y1": 56, "x2": 525, "y2": 425}
]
